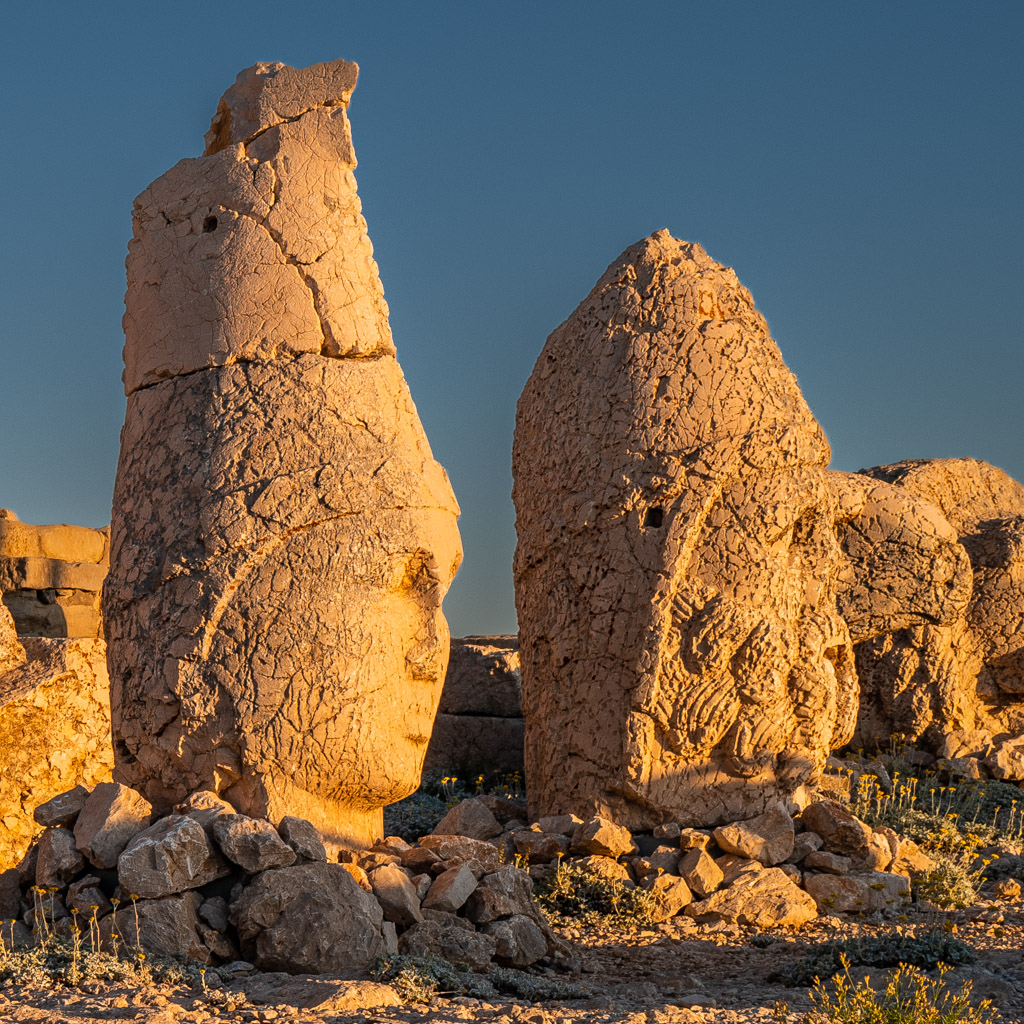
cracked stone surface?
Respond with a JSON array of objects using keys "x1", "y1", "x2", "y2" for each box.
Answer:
[
  {"x1": 106, "y1": 59, "x2": 461, "y2": 846},
  {"x1": 512, "y1": 232, "x2": 857, "y2": 829},
  {"x1": 845, "y1": 458, "x2": 1024, "y2": 772},
  {"x1": 0, "y1": 602, "x2": 113, "y2": 869}
]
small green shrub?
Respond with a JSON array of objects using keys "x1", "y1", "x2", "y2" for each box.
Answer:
[
  {"x1": 775, "y1": 959, "x2": 999, "y2": 1023},
  {"x1": 534, "y1": 860, "x2": 656, "y2": 928},
  {"x1": 770, "y1": 930, "x2": 975, "y2": 988}
]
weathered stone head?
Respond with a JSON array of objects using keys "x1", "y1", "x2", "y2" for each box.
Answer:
[
  {"x1": 105, "y1": 60, "x2": 461, "y2": 846},
  {"x1": 842, "y1": 458, "x2": 1024, "y2": 776},
  {"x1": 513, "y1": 232, "x2": 856, "y2": 827}
]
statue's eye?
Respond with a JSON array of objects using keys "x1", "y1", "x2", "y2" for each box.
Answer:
[{"x1": 644, "y1": 506, "x2": 664, "y2": 529}]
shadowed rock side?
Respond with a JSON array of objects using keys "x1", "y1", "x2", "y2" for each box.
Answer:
[
  {"x1": 844, "y1": 458, "x2": 1024, "y2": 775},
  {"x1": 512, "y1": 232, "x2": 857, "y2": 829},
  {"x1": 106, "y1": 60, "x2": 461, "y2": 847}
]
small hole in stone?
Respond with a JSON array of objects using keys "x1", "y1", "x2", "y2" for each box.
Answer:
[
  {"x1": 203, "y1": 216, "x2": 218, "y2": 233},
  {"x1": 644, "y1": 507, "x2": 664, "y2": 529}
]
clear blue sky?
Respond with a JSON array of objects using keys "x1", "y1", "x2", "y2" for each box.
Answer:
[{"x1": 2, "y1": 2, "x2": 1022, "y2": 636}]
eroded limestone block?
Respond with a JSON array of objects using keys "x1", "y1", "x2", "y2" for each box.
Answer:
[
  {"x1": 0, "y1": 612, "x2": 113, "y2": 870},
  {"x1": 846, "y1": 459, "x2": 1024, "y2": 769},
  {"x1": 513, "y1": 232, "x2": 857, "y2": 828},
  {"x1": 106, "y1": 60, "x2": 461, "y2": 845},
  {"x1": 0, "y1": 514, "x2": 108, "y2": 639}
]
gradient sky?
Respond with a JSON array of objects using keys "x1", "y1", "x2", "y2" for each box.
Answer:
[{"x1": 2, "y1": 2, "x2": 1022, "y2": 636}]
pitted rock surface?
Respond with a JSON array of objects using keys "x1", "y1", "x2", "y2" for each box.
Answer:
[
  {"x1": 0, "y1": 616, "x2": 113, "y2": 870},
  {"x1": 105, "y1": 59, "x2": 461, "y2": 845},
  {"x1": 513, "y1": 232, "x2": 856, "y2": 828}
]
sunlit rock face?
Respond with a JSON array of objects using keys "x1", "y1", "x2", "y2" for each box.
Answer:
[
  {"x1": 512, "y1": 231, "x2": 857, "y2": 829},
  {"x1": 845, "y1": 458, "x2": 1024, "y2": 775},
  {"x1": 106, "y1": 60, "x2": 461, "y2": 847}
]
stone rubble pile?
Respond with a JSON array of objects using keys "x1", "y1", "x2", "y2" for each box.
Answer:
[
  {"x1": 1, "y1": 784, "x2": 565, "y2": 978},
  {"x1": 436, "y1": 792, "x2": 934, "y2": 933}
]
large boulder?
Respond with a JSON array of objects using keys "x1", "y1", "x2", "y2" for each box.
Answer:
[
  {"x1": 0, "y1": 613, "x2": 113, "y2": 870},
  {"x1": 512, "y1": 232, "x2": 857, "y2": 828},
  {"x1": 686, "y1": 867, "x2": 817, "y2": 928},
  {"x1": 74, "y1": 782, "x2": 153, "y2": 870},
  {"x1": 104, "y1": 59, "x2": 461, "y2": 846},
  {"x1": 230, "y1": 861, "x2": 388, "y2": 974},
  {"x1": 118, "y1": 814, "x2": 228, "y2": 898}
]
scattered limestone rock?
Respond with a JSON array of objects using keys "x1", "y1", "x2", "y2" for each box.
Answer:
[
  {"x1": 803, "y1": 870, "x2": 911, "y2": 914},
  {"x1": 787, "y1": 831, "x2": 824, "y2": 863},
  {"x1": 211, "y1": 814, "x2": 297, "y2": 873},
  {"x1": 804, "y1": 850, "x2": 852, "y2": 875},
  {"x1": 118, "y1": 814, "x2": 228, "y2": 898},
  {"x1": 416, "y1": 834, "x2": 500, "y2": 873},
  {"x1": 687, "y1": 867, "x2": 817, "y2": 928},
  {"x1": 679, "y1": 847, "x2": 724, "y2": 897},
  {"x1": 35, "y1": 827, "x2": 85, "y2": 887},
  {"x1": 512, "y1": 830, "x2": 569, "y2": 863},
  {"x1": 231, "y1": 861, "x2": 388, "y2": 974},
  {"x1": 799, "y1": 801, "x2": 872, "y2": 857},
  {"x1": 33, "y1": 785, "x2": 90, "y2": 829},
  {"x1": 398, "y1": 917, "x2": 497, "y2": 972},
  {"x1": 641, "y1": 874, "x2": 693, "y2": 922},
  {"x1": 571, "y1": 817, "x2": 635, "y2": 858},
  {"x1": 368, "y1": 863, "x2": 423, "y2": 928},
  {"x1": 572, "y1": 855, "x2": 633, "y2": 884},
  {"x1": 277, "y1": 816, "x2": 327, "y2": 862},
  {"x1": 432, "y1": 798, "x2": 502, "y2": 840},
  {"x1": 73, "y1": 782, "x2": 153, "y2": 870},
  {"x1": 712, "y1": 802, "x2": 794, "y2": 866},
  {"x1": 102, "y1": 890, "x2": 209, "y2": 962},
  {"x1": 483, "y1": 913, "x2": 548, "y2": 966},
  {"x1": 421, "y1": 864, "x2": 477, "y2": 913}
]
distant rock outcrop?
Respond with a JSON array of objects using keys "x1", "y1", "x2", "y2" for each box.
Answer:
[
  {"x1": 0, "y1": 510, "x2": 107, "y2": 638},
  {"x1": 512, "y1": 231, "x2": 857, "y2": 828},
  {"x1": 106, "y1": 60, "x2": 461, "y2": 847}
]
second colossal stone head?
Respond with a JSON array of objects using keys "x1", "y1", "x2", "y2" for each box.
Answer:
[
  {"x1": 513, "y1": 232, "x2": 856, "y2": 827},
  {"x1": 105, "y1": 61, "x2": 461, "y2": 846}
]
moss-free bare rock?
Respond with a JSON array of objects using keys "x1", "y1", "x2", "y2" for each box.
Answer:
[
  {"x1": 118, "y1": 814, "x2": 228, "y2": 898},
  {"x1": 106, "y1": 60, "x2": 461, "y2": 847},
  {"x1": 231, "y1": 861, "x2": 387, "y2": 974},
  {"x1": 513, "y1": 233, "x2": 856, "y2": 828},
  {"x1": 74, "y1": 782, "x2": 153, "y2": 870}
]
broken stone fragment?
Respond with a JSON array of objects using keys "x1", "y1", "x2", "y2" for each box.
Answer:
[
  {"x1": 66, "y1": 874, "x2": 112, "y2": 919},
  {"x1": 432, "y1": 798, "x2": 502, "y2": 840},
  {"x1": 74, "y1": 782, "x2": 153, "y2": 870},
  {"x1": 786, "y1": 831, "x2": 824, "y2": 864},
  {"x1": 712, "y1": 802, "x2": 794, "y2": 866},
  {"x1": 641, "y1": 874, "x2": 693, "y2": 922},
  {"x1": 230, "y1": 861, "x2": 388, "y2": 974},
  {"x1": 421, "y1": 864, "x2": 477, "y2": 913},
  {"x1": 715, "y1": 854, "x2": 763, "y2": 886},
  {"x1": 277, "y1": 816, "x2": 327, "y2": 862},
  {"x1": 416, "y1": 835, "x2": 500, "y2": 873},
  {"x1": 101, "y1": 890, "x2": 210, "y2": 963},
  {"x1": 570, "y1": 817, "x2": 635, "y2": 859},
  {"x1": 678, "y1": 848, "x2": 723, "y2": 898},
  {"x1": 798, "y1": 801, "x2": 873, "y2": 857},
  {"x1": 482, "y1": 914, "x2": 548, "y2": 967},
  {"x1": 118, "y1": 814, "x2": 229, "y2": 898},
  {"x1": 686, "y1": 868, "x2": 817, "y2": 928},
  {"x1": 35, "y1": 827, "x2": 85, "y2": 887},
  {"x1": 176, "y1": 791, "x2": 236, "y2": 833},
  {"x1": 398, "y1": 917, "x2": 497, "y2": 972},
  {"x1": 572, "y1": 855, "x2": 634, "y2": 885},
  {"x1": 211, "y1": 814, "x2": 297, "y2": 873},
  {"x1": 368, "y1": 863, "x2": 423, "y2": 929},
  {"x1": 512, "y1": 830, "x2": 569, "y2": 864},
  {"x1": 803, "y1": 850, "x2": 852, "y2": 875},
  {"x1": 803, "y1": 870, "x2": 911, "y2": 914},
  {"x1": 33, "y1": 786, "x2": 91, "y2": 829}
]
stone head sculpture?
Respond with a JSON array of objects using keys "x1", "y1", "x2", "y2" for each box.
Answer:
[
  {"x1": 841, "y1": 458, "x2": 1024, "y2": 777},
  {"x1": 513, "y1": 232, "x2": 857, "y2": 827},
  {"x1": 105, "y1": 60, "x2": 461, "y2": 846}
]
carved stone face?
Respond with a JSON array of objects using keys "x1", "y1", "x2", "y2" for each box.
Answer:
[{"x1": 514, "y1": 233, "x2": 857, "y2": 827}]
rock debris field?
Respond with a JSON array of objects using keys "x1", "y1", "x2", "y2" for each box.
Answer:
[{"x1": 2, "y1": 55, "x2": 1024, "y2": 1024}]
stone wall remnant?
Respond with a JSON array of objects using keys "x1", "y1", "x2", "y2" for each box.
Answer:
[
  {"x1": 0, "y1": 510, "x2": 107, "y2": 638},
  {"x1": 105, "y1": 59, "x2": 461, "y2": 847},
  {"x1": 512, "y1": 232, "x2": 857, "y2": 829}
]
